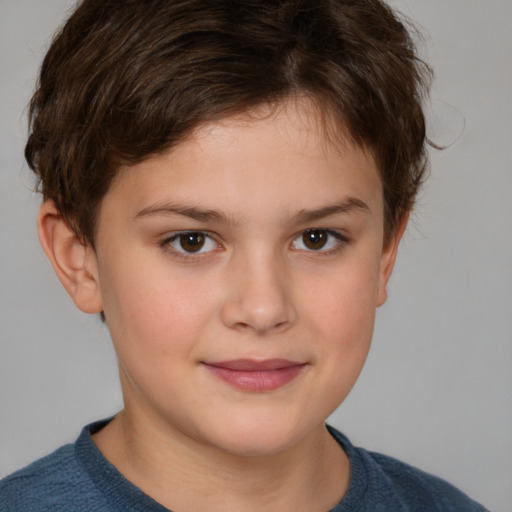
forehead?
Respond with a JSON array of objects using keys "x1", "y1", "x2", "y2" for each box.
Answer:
[
  {"x1": 102, "y1": 99, "x2": 383, "y2": 225},
  {"x1": 195, "y1": 98, "x2": 371, "y2": 165}
]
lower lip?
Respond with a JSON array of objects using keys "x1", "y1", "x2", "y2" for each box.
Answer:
[{"x1": 203, "y1": 364, "x2": 306, "y2": 392}]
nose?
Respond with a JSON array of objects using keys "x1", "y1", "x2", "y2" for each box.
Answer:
[{"x1": 220, "y1": 251, "x2": 297, "y2": 335}]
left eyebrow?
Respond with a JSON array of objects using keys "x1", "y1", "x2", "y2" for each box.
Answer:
[{"x1": 292, "y1": 197, "x2": 370, "y2": 224}]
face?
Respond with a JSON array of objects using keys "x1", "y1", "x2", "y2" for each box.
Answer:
[{"x1": 90, "y1": 100, "x2": 400, "y2": 456}]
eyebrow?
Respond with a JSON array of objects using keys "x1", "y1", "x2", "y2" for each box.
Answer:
[
  {"x1": 135, "y1": 203, "x2": 225, "y2": 222},
  {"x1": 293, "y1": 197, "x2": 370, "y2": 224},
  {"x1": 134, "y1": 197, "x2": 370, "y2": 224}
]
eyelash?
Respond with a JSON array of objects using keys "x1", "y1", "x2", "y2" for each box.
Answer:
[
  {"x1": 160, "y1": 229, "x2": 349, "y2": 261},
  {"x1": 160, "y1": 231, "x2": 221, "y2": 261},
  {"x1": 291, "y1": 229, "x2": 349, "y2": 255}
]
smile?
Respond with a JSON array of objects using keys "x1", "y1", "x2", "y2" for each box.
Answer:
[{"x1": 202, "y1": 359, "x2": 307, "y2": 392}]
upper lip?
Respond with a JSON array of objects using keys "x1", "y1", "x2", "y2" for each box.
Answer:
[{"x1": 203, "y1": 359, "x2": 305, "y2": 371}]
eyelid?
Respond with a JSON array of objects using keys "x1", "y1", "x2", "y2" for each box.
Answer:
[
  {"x1": 290, "y1": 228, "x2": 349, "y2": 254},
  {"x1": 161, "y1": 230, "x2": 222, "y2": 257},
  {"x1": 159, "y1": 228, "x2": 349, "y2": 261}
]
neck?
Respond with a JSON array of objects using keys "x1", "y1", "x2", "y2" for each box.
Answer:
[{"x1": 93, "y1": 409, "x2": 349, "y2": 512}]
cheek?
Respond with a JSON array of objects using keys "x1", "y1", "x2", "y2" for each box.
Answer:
[
  {"x1": 290, "y1": 267, "x2": 379, "y2": 425},
  {"x1": 99, "y1": 263, "x2": 221, "y2": 412},
  {"x1": 98, "y1": 255, "x2": 219, "y2": 361},
  {"x1": 301, "y1": 254, "x2": 381, "y2": 380},
  {"x1": 306, "y1": 258, "x2": 380, "y2": 337}
]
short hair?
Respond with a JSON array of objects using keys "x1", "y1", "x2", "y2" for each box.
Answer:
[{"x1": 26, "y1": 0, "x2": 431, "y2": 246}]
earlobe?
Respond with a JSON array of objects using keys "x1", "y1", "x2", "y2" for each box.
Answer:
[
  {"x1": 37, "y1": 200, "x2": 103, "y2": 314},
  {"x1": 376, "y1": 214, "x2": 409, "y2": 307}
]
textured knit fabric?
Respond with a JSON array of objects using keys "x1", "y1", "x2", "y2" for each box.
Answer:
[{"x1": 0, "y1": 419, "x2": 488, "y2": 512}]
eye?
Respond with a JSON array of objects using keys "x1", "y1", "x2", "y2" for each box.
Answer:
[
  {"x1": 165, "y1": 231, "x2": 219, "y2": 254},
  {"x1": 291, "y1": 229, "x2": 346, "y2": 252}
]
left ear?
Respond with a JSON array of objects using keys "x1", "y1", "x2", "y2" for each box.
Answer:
[{"x1": 376, "y1": 213, "x2": 409, "y2": 307}]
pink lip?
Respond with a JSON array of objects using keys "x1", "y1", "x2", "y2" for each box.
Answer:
[{"x1": 203, "y1": 359, "x2": 307, "y2": 392}]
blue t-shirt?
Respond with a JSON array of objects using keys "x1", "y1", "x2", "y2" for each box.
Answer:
[{"x1": 0, "y1": 419, "x2": 488, "y2": 511}]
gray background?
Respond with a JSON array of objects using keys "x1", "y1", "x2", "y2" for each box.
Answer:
[{"x1": 1, "y1": 1, "x2": 511, "y2": 511}]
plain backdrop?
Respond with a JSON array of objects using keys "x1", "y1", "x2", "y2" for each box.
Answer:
[{"x1": 1, "y1": 1, "x2": 511, "y2": 511}]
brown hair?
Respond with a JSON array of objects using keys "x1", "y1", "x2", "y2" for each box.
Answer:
[{"x1": 26, "y1": 0, "x2": 431, "y2": 246}]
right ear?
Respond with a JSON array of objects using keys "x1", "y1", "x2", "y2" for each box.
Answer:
[{"x1": 37, "y1": 200, "x2": 103, "y2": 314}]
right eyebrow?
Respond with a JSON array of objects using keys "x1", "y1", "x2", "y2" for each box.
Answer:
[{"x1": 134, "y1": 202, "x2": 227, "y2": 223}]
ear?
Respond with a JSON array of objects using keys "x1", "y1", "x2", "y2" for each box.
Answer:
[
  {"x1": 37, "y1": 200, "x2": 103, "y2": 314},
  {"x1": 376, "y1": 214, "x2": 409, "y2": 307}
]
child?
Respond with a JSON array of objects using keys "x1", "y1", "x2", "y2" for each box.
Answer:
[{"x1": 0, "y1": 0, "x2": 490, "y2": 510}]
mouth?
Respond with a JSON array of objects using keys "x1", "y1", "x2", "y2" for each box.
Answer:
[{"x1": 202, "y1": 359, "x2": 307, "y2": 392}]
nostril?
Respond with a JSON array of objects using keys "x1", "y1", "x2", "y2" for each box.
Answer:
[{"x1": 229, "y1": 315, "x2": 293, "y2": 336}]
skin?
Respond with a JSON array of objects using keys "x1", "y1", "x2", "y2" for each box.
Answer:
[{"x1": 38, "y1": 99, "x2": 406, "y2": 511}]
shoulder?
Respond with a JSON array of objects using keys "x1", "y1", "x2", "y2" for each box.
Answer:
[
  {"x1": 327, "y1": 426, "x2": 489, "y2": 512},
  {"x1": 0, "y1": 419, "x2": 165, "y2": 512},
  {"x1": 0, "y1": 423, "x2": 110, "y2": 512},
  {"x1": 365, "y1": 450, "x2": 487, "y2": 511},
  {"x1": 0, "y1": 443, "x2": 85, "y2": 511}
]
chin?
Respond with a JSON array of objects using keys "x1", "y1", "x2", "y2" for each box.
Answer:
[{"x1": 202, "y1": 413, "x2": 313, "y2": 458}]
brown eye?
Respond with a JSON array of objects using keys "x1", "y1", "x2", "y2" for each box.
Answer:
[
  {"x1": 302, "y1": 229, "x2": 328, "y2": 250},
  {"x1": 179, "y1": 232, "x2": 206, "y2": 252},
  {"x1": 165, "y1": 231, "x2": 219, "y2": 257},
  {"x1": 292, "y1": 229, "x2": 346, "y2": 254}
]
